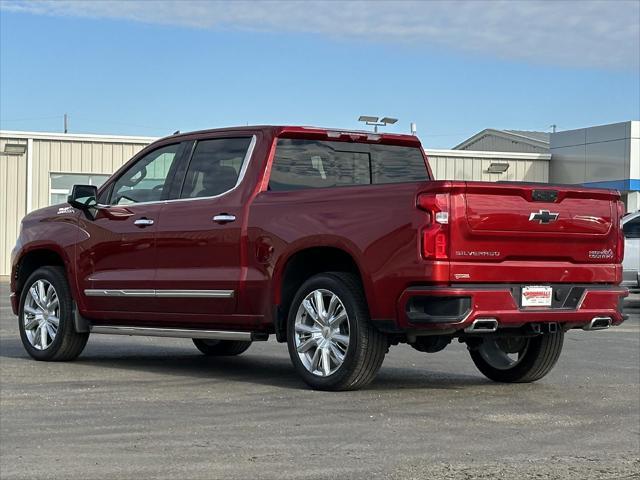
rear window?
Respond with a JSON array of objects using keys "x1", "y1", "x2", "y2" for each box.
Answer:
[{"x1": 269, "y1": 139, "x2": 428, "y2": 191}]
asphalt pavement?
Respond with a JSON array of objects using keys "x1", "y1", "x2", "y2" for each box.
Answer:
[{"x1": 1, "y1": 278, "x2": 638, "y2": 479}]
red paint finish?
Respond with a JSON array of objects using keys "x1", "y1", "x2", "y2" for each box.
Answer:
[
  {"x1": 76, "y1": 203, "x2": 162, "y2": 313},
  {"x1": 10, "y1": 125, "x2": 627, "y2": 335}
]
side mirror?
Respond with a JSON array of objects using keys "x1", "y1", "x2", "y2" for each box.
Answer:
[{"x1": 68, "y1": 184, "x2": 98, "y2": 210}]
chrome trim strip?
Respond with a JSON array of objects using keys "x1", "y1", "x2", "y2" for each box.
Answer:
[
  {"x1": 84, "y1": 289, "x2": 234, "y2": 298},
  {"x1": 84, "y1": 289, "x2": 155, "y2": 297},
  {"x1": 97, "y1": 134, "x2": 257, "y2": 208},
  {"x1": 155, "y1": 289, "x2": 234, "y2": 298},
  {"x1": 90, "y1": 325, "x2": 252, "y2": 341}
]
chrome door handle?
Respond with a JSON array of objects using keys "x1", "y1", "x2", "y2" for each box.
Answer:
[
  {"x1": 134, "y1": 218, "x2": 154, "y2": 227},
  {"x1": 213, "y1": 214, "x2": 236, "y2": 224}
]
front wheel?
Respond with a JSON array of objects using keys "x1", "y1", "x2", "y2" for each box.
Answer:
[
  {"x1": 18, "y1": 266, "x2": 89, "y2": 361},
  {"x1": 468, "y1": 331, "x2": 564, "y2": 383},
  {"x1": 286, "y1": 272, "x2": 387, "y2": 391}
]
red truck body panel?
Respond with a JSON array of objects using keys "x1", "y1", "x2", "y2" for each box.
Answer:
[{"x1": 10, "y1": 125, "x2": 628, "y2": 336}]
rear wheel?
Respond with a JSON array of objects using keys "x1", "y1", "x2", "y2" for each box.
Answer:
[
  {"x1": 192, "y1": 339, "x2": 252, "y2": 356},
  {"x1": 468, "y1": 331, "x2": 564, "y2": 383},
  {"x1": 286, "y1": 272, "x2": 387, "y2": 391},
  {"x1": 18, "y1": 266, "x2": 89, "y2": 361}
]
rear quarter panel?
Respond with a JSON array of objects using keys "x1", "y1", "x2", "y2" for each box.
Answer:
[{"x1": 247, "y1": 182, "x2": 437, "y2": 321}]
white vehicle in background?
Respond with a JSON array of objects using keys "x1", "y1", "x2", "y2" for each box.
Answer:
[{"x1": 622, "y1": 211, "x2": 640, "y2": 291}]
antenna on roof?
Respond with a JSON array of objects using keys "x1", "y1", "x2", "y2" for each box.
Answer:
[{"x1": 550, "y1": 124, "x2": 557, "y2": 133}]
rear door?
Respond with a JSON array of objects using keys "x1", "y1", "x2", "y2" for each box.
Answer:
[
  {"x1": 152, "y1": 135, "x2": 256, "y2": 326},
  {"x1": 77, "y1": 142, "x2": 186, "y2": 314}
]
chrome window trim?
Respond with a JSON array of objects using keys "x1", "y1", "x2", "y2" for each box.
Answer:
[
  {"x1": 99, "y1": 134, "x2": 257, "y2": 208},
  {"x1": 84, "y1": 289, "x2": 234, "y2": 298}
]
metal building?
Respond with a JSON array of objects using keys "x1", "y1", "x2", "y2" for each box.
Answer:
[
  {"x1": 549, "y1": 121, "x2": 639, "y2": 212},
  {"x1": 426, "y1": 149, "x2": 550, "y2": 182},
  {"x1": 0, "y1": 131, "x2": 154, "y2": 275},
  {"x1": 454, "y1": 129, "x2": 550, "y2": 154}
]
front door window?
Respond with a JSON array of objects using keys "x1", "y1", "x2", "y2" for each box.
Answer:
[{"x1": 110, "y1": 144, "x2": 181, "y2": 205}]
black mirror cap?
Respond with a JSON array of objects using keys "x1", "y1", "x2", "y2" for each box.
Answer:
[{"x1": 68, "y1": 184, "x2": 98, "y2": 209}]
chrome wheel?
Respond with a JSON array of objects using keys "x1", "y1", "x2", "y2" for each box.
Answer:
[
  {"x1": 23, "y1": 279, "x2": 59, "y2": 351},
  {"x1": 477, "y1": 336, "x2": 530, "y2": 370},
  {"x1": 293, "y1": 289, "x2": 350, "y2": 377}
]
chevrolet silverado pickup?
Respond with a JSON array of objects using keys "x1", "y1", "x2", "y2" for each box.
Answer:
[{"x1": 10, "y1": 126, "x2": 628, "y2": 390}]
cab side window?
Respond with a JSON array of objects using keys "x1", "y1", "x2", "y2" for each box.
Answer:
[
  {"x1": 110, "y1": 144, "x2": 181, "y2": 205},
  {"x1": 180, "y1": 137, "x2": 252, "y2": 199}
]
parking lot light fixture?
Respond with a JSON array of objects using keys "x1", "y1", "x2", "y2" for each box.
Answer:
[{"x1": 358, "y1": 115, "x2": 399, "y2": 133}]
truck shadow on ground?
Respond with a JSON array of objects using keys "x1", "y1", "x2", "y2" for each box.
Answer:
[{"x1": 0, "y1": 337, "x2": 488, "y2": 391}]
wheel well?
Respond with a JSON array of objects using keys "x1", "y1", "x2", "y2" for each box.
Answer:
[
  {"x1": 275, "y1": 247, "x2": 363, "y2": 342},
  {"x1": 15, "y1": 249, "x2": 65, "y2": 296}
]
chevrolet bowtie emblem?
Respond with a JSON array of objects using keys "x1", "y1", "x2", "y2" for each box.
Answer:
[{"x1": 529, "y1": 209, "x2": 559, "y2": 224}]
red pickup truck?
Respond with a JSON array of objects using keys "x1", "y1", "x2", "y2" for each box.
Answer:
[{"x1": 10, "y1": 126, "x2": 628, "y2": 390}]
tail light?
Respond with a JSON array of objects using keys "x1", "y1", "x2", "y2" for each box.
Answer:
[
  {"x1": 616, "y1": 200, "x2": 625, "y2": 262},
  {"x1": 418, "y1": 193, "x2": 450, "y2": 259}
]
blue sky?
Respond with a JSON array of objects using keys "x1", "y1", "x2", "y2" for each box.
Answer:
[{"x1": 1, "y1": 0, "x2": 639, "y2": 148}]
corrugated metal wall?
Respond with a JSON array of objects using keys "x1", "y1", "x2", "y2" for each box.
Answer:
[
  {"x1": 0, "y1": 132, "x2": 152, "y2": 275},
  {"x1": 0, "y1": 138, "x2": 28, "y2": 276},
  {"x1": 31, "y1": 139, "x2": 147, "y2": 209},
  {"x1": 460, "y1": 135, "x2": 547, "y2": 154},
  {"x1": 426, "y1": 150, "x2": 550, "y2": 182}
]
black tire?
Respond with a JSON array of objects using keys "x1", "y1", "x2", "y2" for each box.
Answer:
[
  {"x1": 192, "y1": 339, "x2": 252, "y2": 356},
  {"x1": 18, "y1": 266, "x2": 89, "y2": 361},
  {"x1": 468, "y1": 331, "x2": 564, "y2": 383},
  {"x1": 286, "y1": 272, "x2": 387, "y2": 391}
]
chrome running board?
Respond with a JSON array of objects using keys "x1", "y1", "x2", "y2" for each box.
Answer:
[{"x1": 90, "y1": 325, "x2": 254, "y2": 341}]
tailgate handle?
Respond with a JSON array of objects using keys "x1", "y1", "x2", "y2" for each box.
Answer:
[{"x1": 532, "y1": 190, "x2": 558, "y2": 202}]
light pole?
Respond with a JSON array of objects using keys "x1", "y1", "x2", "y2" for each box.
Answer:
[{"x1": 358, "y1": 115, "x2": 398, "y2": 133}]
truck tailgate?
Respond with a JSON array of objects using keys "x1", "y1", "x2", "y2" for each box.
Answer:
[{"x1": 449, "y1": 182, "x2": 621, "y2": 283}]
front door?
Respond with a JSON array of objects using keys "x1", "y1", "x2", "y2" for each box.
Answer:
[
  {"x1": 153, "y1": 136, "x2": 255, "y2": 327},
  {"x1": 76, "y1": 142, "x2": 185, "y2": 316}
]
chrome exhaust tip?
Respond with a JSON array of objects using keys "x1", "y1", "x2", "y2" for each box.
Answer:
[
  {"x1": 464, "y1": 318, "x2": 499, "y2": 333},
  {"x1": 583, "y1": 317, "x2": 612, "y2": 331}
]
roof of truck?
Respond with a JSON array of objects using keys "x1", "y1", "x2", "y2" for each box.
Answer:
[{"x1": 164, "y1": 125, "x2": 422, "y2": 146}]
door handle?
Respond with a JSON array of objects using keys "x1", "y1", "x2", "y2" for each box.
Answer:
[
  {"x1": 213, "y1": 214, "x2": 236, "y2": 224},
  {"x1": 134, "y1": 218, "x2": 154, "y2": 227}
]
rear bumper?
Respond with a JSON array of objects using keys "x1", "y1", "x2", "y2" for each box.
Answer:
[{"x1": 397, "y1": 284, "x2": 628, "y2": 332}]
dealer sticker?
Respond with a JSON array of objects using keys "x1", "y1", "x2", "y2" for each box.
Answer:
[{"x1": 522, "y1": 285, "x2": 553, "y2": 307}]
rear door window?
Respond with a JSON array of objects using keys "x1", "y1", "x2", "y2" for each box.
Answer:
[
  {"x1": 269, "y1": 139, "x2": 428, "y2": 191},
  {"x1": 179, "y1": 137, "x2": 253, "y2": 199}
]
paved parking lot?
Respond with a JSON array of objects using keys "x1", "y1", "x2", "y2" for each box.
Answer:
[{"x1": 1, "y1": 278, "x2": 638, "y2": 479}]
